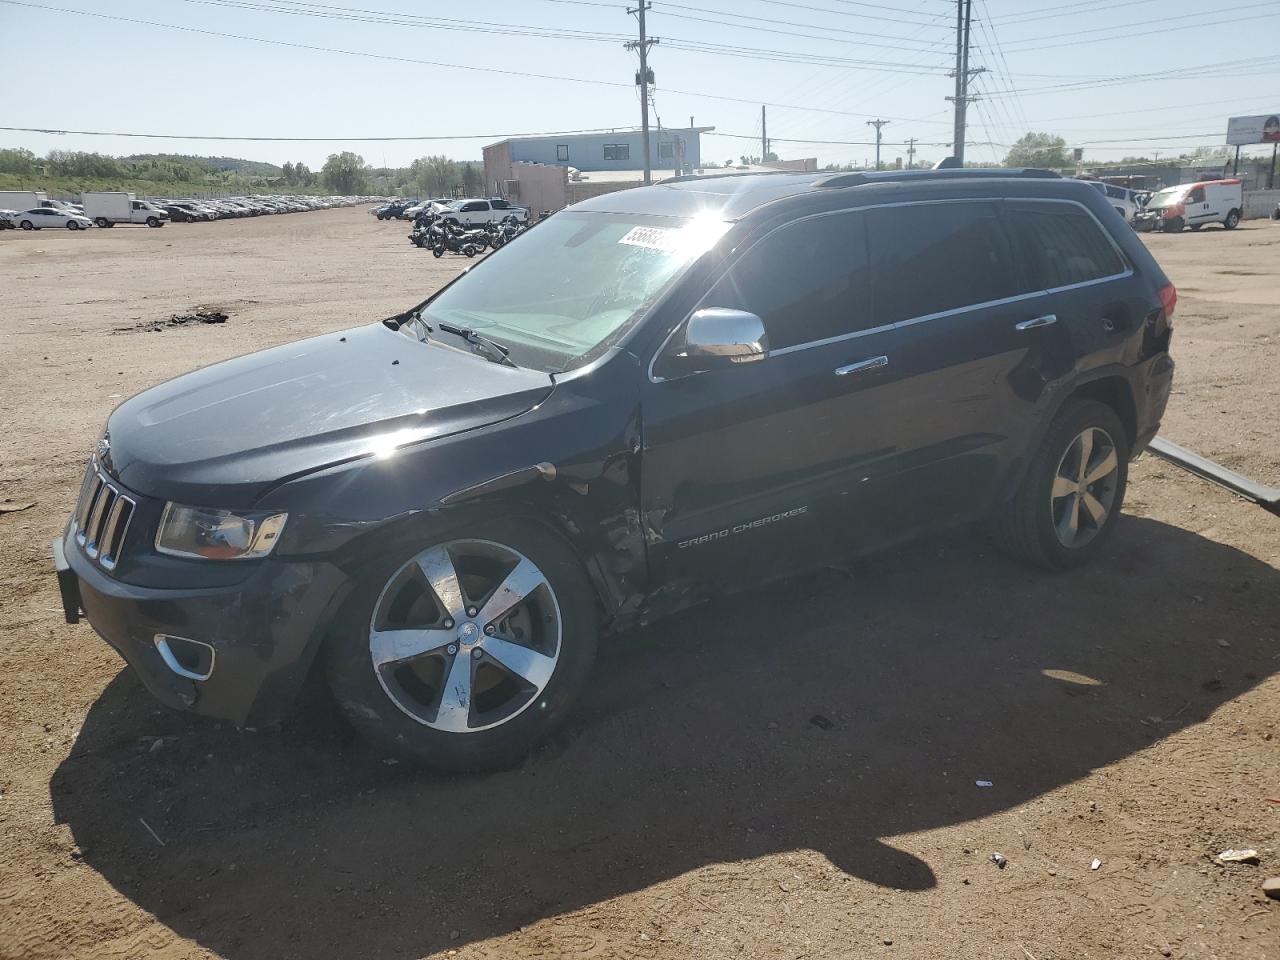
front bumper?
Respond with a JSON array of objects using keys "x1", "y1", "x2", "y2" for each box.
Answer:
[{"x1": 54, "y1": 526, "x2": 350, "y2": 727}]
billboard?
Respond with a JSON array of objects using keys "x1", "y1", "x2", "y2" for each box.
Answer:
[{"x1": 1226, "y1": 114, "x2": 1280, "y2": 146}]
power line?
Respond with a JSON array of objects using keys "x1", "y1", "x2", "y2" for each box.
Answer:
[
  {"x1": 648, "y1": 4, "x2": 954, "y2": 53},
  {"x1": 0, "y1": 124, "x2": 654, "y2": 142}
]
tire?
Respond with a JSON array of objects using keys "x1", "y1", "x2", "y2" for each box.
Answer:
[
  {"x1": 432, "y1": 246, "x2": 444, "y2": 258},
  {"x1": 1163, "y1": 216, "x2": 1184, "y2": 233},
  {"x1": 66, "y1": 220, "x2": 80, "y2": 230},
  {"x1": 94, "y1": 217, "x2": 109, "y2": 228},
  {"x1": 146, "y1": 217, "x2": 160, "y2": 227},
  {"x1": 993, "y1": 399, "x2": 1129, "y2": 570},
  {"x1": 1223, "y1": 209, "x2": 1240, "y2": 230},
  {"x1": 20, "y1": 220, "x2": 34, "y2": 230},
  {"x1": 324, "y1": 516, "x2": 598, "y2": 771}
]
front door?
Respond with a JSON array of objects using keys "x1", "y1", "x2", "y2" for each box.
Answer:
[{"x1": 641, "y1": 209, "x2": 910, "y2": 591}]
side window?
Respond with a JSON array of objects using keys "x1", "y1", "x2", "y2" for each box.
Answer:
[
  {"x1": 701, "y1": 211, "x2": 873, "y2": 350},
  {"x1": 866, "y1": 202, "x2": 1017, "y2": 325},
  {"x1": 1187, "y1": 186, "x2": 1205, "y2": 204},
  {"x1": 1004, "y1": 202, "x2": 1126, "y2": 291},
  {"x1": 491, "y1": 199, "x2": 509, "y2": 209},
  {"x1": 556, "y1": 144, "x2": 569, "y2": 162},
  {"x1": 132, "y1": 202, "x2": 143, "y2": 210}
]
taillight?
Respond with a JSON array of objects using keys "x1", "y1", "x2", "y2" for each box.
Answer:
[{"x1": 1158, "y1": 283, "x2": 1176, "y2": 322}]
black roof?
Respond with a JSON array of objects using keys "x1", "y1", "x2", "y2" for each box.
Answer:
[{"x1": 572, "y1": 168, "x2": 1075, "y2": 221}]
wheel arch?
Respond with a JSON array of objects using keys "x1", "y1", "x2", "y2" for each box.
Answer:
[{"x1": 999, "y1": 369, "x2": 1139, "y2": 504}]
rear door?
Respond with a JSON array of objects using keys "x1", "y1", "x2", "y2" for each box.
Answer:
[
  {"x1": 857, "y1": 200, "x2": 1042, "y2": 531},
  {"x1": 1183, "y1": 184, "x2": 1213, "y2": 225}
]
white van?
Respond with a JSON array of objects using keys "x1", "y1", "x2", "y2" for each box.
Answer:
[
  {"x1": 82, "y1": 192, "x2": 169, "y2": 227},
  {"x1": 1135, "y1": 179, "x2": 1243, "y2": 232}
]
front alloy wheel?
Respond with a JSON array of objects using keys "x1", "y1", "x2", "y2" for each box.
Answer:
[
  {"x1": 325, "y1": 518, "x2": 597, "y2": 770},
  {"x1": 370, "y1": 540, "x2": 561, "y2": 733}
]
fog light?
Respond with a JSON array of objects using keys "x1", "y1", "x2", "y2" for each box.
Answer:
[{"x1": 153, "y1": 634, "x2": 216, "y2": 681}]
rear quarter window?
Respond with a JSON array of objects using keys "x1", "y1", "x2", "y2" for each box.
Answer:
[{"x1": 1004, "y1": 203, "x2": 1126, "y2": 291}]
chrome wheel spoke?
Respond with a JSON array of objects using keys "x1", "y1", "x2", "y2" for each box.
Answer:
[
  {"x1": 1075, "y1": 430, "x2": 1094, "y2": 482},
  {"x1": 434, "y1": 649, "x2": 473, "y2": 732},
  {"x1": 1057, "y1": 493, "x2": 1081, "y2": 542},
  {"x1": 1052, "y1": 474, "x2": 1077, "y2": 498},
  {"x1": 477, "y1": 557, "x2": 547, "y2": 627},
  {"x1": 1081, "y1": 491, "x2": 1108, "y2": 525},
  {"x1": 480, "y1": 635, "x2": 557, "y2": 689},
  {"x1": 1085, "y1": 448, "x2": 1118, "y2": 485},
  {"x1": 370, "y1": 627, "x2": 453, "y2": 668},
  {"x1": 416, "y1": 545, "x2": 467, "y2": 621}
]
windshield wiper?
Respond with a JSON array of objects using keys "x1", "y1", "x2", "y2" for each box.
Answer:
[{"x1": 437, "y1": 322, "x2": 518, "y2": 367}]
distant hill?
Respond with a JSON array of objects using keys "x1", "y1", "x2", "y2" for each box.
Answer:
[{"x1": 120, "y1": 154, "x2": 283, "y2": 176}]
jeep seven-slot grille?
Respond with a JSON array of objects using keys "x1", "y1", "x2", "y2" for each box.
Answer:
[{"x1": 75, "y1": 462, "x2": 136, "y2": 571}]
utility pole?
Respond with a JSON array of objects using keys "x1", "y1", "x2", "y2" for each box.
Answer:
[
  {"x1": 761, "y1": 105, "x2": 768, "y2": 163},
  {"x1": 946, "y1": 0, "x2": 984, "y2": 165},
  {"x1": 866, "y1": 119, "x2": 889, "y2": 171},
  {"x1": 906, "y1": 137, "x2": 917, "y2": 169},
  {"x1": 625, "y1": 3, "x2": 657, "y2": 184}
]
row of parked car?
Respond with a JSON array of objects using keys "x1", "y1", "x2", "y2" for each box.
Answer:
[
  {"x1": 0, "y1": 191, "x2": 385, "y2": 230},
  {"x1": 372, "y1": 197, "x2": 532, "y2": 226}
]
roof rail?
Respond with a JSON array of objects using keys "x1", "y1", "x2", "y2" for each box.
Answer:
[
  {"x1": 658, "y1": 169, "x2": 816, "y2": 184},
  {"x1": 814, "y1": 167, "x2": 1061, "y2": 189}
]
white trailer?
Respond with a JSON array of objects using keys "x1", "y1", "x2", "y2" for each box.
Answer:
[
  {"x1": 0, "y1": 190, "x2": 48, "y2": 211},
  {"x1": 82, "y1": 192, "x2": 168, "y2": 228}
]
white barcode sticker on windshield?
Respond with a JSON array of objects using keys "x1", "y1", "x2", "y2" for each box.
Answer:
[{"x1": 618, "y1": 225, "x2": 678, "y2": 251}]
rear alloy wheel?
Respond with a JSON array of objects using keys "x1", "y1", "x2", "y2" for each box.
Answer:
[
  {"x1": 993, "y1": 399, "x2": 1129, "y2": 569},
  {"x1": 325, "y1": 520, "x2": 597, "y2": 770},
  {"x1": 66, "y1": 220, "x2": 80, "y2": 230},
  {"x1": 20, "y1": 220, "x2": 34, "y2": 230},
  {"x1": 1224, "y1": 209, "x2": 1240, "y2": 230}
]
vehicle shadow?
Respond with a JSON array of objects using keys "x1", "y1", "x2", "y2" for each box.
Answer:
[{"x1": 50, "y1": 515, "x2": 1280, "y2": 959}]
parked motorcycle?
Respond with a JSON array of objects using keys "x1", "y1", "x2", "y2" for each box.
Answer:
[{"x1": 427, "y1": 219, "x2": 489, "y2": 258}]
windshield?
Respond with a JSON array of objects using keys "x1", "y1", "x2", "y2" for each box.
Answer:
[
  {"x1": 1145, "y1": 187, "x2": 1184, "y2": 210},
  {"x1": 420, "y1": 211, "x2": 731, "y2": 372}
]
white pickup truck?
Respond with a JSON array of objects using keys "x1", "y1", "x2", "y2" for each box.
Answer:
[
  {"x1": 439, "y1": 197, "x2": 530, "y2": 226},
  {"x1": 83, "y1": 192, "x2": 169, "y2": 227}
]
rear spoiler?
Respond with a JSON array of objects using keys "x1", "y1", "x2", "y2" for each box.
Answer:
[{"x1": 1146, "y1": 437, "x2": 1280, "y2": 517}]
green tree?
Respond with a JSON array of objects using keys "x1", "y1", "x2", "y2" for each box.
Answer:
[
  {"x1": 0, "y1": 147, "x2": 38, "y2": 174},
  {"x1": 1003, "y1": 133, "x2": 1071, "y2": 169},
  {"x1": 295, "y1": 162, "x2": 314, "y2": 186},
  {"x1": 320, "y1": 151, "x2": 369, "y2": 193},
  {"x1": 410, "y1": 155, "x2": 458, "y2": 197},
  {"x1": 461, "y1": 161, "x2": 482, "y2": 196},
  {"x1": 281, "y1": 161, "x2": 296, "y2": 184}
]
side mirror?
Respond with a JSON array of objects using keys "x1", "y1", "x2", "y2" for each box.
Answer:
[{"x1": 667, "y1": 308, "x2": 768, "y2": 373}]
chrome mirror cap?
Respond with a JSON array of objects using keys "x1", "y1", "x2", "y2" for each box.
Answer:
[{"x1": 681, "y1": 308, "x2": 768, "y2": 364}]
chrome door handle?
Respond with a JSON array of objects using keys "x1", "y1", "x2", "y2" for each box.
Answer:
[
  {"x1": 1015, "y1": 314, "x2": 1057, "y2": 331},
  {"x1": 835, "y1": 355, "x2": 889, "y2": 376}
]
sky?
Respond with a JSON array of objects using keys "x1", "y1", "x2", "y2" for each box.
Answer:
[{"x1": 2, "y1": 0, "x2": 1279, "y2": 171}]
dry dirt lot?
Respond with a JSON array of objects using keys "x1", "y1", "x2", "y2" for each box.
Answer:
[{"x1": 0, "y1": 207, "x2": 1277, "y2": 960}]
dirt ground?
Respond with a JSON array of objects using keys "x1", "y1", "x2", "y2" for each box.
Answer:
[{"x1": 0, "y1": 207, "x2": 1277, "y2": 960}]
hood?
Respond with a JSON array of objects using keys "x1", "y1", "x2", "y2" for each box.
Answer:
[{"x1": 103, "y1": 323, "x2": 554, "y2": 506}]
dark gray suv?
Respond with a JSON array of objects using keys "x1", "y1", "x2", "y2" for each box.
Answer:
[{"x1": 55, "y1": 169, "x2": 1176, "y2": 770}]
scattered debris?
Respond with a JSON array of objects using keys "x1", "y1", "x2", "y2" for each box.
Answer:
[
  {"x1": 119, "y1": 309, "x2": 229, "y2": 333},
  {"x1": 1264, "y1": 797, "x2": 1280, "y2": 805},
  {"x1": 0, "y1": 500, "x2": 35, "y2": 514},
  {"x1": 1262, "y1": 877, "x2": 1280, "y2": 900},
  {"x1": 975, "y1": 780, "x2": 993, "y2": 788},
  {"x1": 808, "y1": 714, "x2": 834, "y2": 731},
  {"x1": 449, "y1": 929, "x2": 460, "y2": 941},
  {"x1": 882, "y1": 937, "x2": 893, "y2": 946},
  {"x1": 766, "y1": 721, "x2": 779, "y2": 731},
  {"x1": 1090, "y1": 858, "x2": 1102, "y2": 871},
  {"x1": 1201, "y1": 678, "x2": 1224, "y2": 692},
  {"x1": 1216, "y1": 638, "x2": 1231, "y2": 648},
  {"x1": 1158, "y1": 946, "x2": 1172, "y2": 957},
  {"x1": 148, "y1": 739, "x2": 165, "y2": 754},
  {"x1": 138, "y1": 817, "x2": 165, "y2": 847},
  {"x1": 1218, "y1": 849, "x2": 1260, "y2": 864},
  {"x1": 991, "y1": 852, "x2": 1007, "y2": 869}
]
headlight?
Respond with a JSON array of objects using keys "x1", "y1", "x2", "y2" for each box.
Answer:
[{"x1": 155, "y1": 503, "x2": 287, "y2": 560}]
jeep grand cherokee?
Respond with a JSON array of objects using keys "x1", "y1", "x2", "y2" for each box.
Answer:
[{"x1": 54, "y1": 168, "x2": 1176, "y2": 770}]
